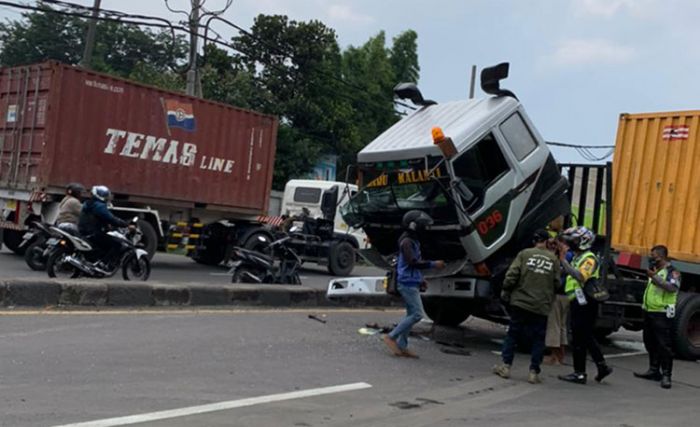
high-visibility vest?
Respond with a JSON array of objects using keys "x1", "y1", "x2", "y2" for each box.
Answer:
[
  {"x1": 565, "y1": 251, "x2": 599, "y2": 300},
  {"x1": 642, "y1": 267, "x2": 679, "y2": 312}
]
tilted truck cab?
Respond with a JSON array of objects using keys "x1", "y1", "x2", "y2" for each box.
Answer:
[{"x1": 338, "y1": 63, "x2": 569, "y2": 323}]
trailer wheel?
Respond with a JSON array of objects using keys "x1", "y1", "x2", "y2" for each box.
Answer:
[
  {"x1": 328, "y1": 241, "x2": 355, "y2": 276},
  {"x1": 672, "y1": 293, "x2": 700, "y2": 360},
  {"x1": 423, "y1": 299, "x2": 471, "y2": 327},
  {"x1": 138, "y1": 220, "x2": 158, "y2": 261}
]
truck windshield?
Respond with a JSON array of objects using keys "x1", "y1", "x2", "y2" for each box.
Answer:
[{"x1": 342, "y1": 157, "x2": 457, "y2": 226}]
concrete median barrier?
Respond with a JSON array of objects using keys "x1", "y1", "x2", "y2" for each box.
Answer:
[{"x1": 0, "y1": 278, "x2": 399, "y2": 309}]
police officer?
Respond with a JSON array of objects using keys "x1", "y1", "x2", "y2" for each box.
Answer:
[
  {"x1": 634, "y1": 245, "x2": 680, "y2": 389},
  {"x1": 557, "y1": 226, "x2": 613, "y2": 385}
]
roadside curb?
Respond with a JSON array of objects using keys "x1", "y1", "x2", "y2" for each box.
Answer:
[{"x1": 0, "y1": 278, "x2": 401, "y2": 308}]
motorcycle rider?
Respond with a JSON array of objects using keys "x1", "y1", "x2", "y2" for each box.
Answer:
[
  {"x1": 78, "y1": 185, "x2": 131, "y2": 270},
  {"x1": 56, "y1": 183, "x2": 85, "y2": 233}
]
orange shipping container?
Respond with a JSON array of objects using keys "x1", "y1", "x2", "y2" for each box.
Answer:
[{"x1": 612, "y1": 110, "x2": 700, "y2": 262}]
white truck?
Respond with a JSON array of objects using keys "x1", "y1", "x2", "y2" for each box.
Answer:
[{"x1": 329, "y1": 63, "x2": 570, "y2": 324}]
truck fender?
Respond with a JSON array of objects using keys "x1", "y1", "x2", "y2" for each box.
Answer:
[{"x1": 332, "y1": 233, "x2": 359, "y2": 248}]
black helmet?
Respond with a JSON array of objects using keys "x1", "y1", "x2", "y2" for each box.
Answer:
[
  {"x1": 66, "y1": 182, "x2": 85, "y2": 196},
  {"x1": 402, "y1": 210, "x2": 433, "y2": 232}
]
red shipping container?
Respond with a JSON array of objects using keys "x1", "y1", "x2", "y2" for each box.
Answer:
[{"x1": 0, "y1": 61, "x2": 277, "y2": 215}]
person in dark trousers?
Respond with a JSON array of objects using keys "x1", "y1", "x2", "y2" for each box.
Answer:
[
  {"x1": 634, "y1": 245, "x2": 681, "y2": 389},
  {"x1": 492, "y1": 229, "x2": 560, "y2": 384},
  {"x1": 383, "y1": 210, "x2": 445, "y2": 358},
  {"x1": 557, "y1": 226, "x2": 613, "y2": 385},
  {"x1": 78, "y1": 185, "x2": 130, "y2": 270}
]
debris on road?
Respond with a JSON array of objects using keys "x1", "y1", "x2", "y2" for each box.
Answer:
[{"x1": 308, "y1": 314, "x2": 327, "y2": 324}]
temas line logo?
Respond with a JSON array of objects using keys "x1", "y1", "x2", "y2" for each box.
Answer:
[{"x1": 163, "y1": 99, "x2": 196, "y2": 132}]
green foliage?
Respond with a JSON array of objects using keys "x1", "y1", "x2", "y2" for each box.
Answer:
[{"x1": 0, "y1": 2, "x2": 187, "y2": 90}]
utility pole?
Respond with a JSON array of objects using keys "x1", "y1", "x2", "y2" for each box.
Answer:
[
  {"x1": 469, "y1": 65, "x2": 477, "y2": 99},
  {"x1": 186, "y1": 0, "x2": 202, "y2": 97},
  {"x1": 80, "y1": 0, "x2": 102, "y2": 69}
]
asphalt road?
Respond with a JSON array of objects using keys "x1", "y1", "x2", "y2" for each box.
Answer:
[
  {"x1": 1, "y1": 308, "x2": 698, "y2": 427},
  {"x1": 0, "y1": 247, "x2": 384, "y2": 290}
]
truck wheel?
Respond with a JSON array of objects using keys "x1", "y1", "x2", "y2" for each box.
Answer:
[
  {"x1": 672, "y1": 293, "x2": 700, "y2": 360},
  {"x1": 423, "y1": 299, "x2": 471, "y2": 327},
  {"x1": 138, "y1": 220, "x2": 158, "y2": 261},
  {"x1": 328, "y1": 241, "x2": 355, "y2": 276}
]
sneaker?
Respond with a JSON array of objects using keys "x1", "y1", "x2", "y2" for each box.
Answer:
[
  {"x1": 528, "y1": 370, "x2": 542, "y2": 384},
  {"x1": 595, "y1": 364, "x2": 613, "y2": 383},
  {"x1": 382, "y1": 335, "x2": 403, "y2": 356},
  {"x1": 634, "y1": 369, "x2": 662, "y2": 381},
  {"x1": 558, "y1": 372, "x2": 587, "y2": 384},
  {"x1": 401, "y1": 349, "x2": 420, "y2": 359},
  {"x1": 492, "y1": 364, "x2": 511, "y2": 379}
]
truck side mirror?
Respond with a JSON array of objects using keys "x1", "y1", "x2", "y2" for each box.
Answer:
[{"x1": 321, "y1": 186, "x2": 339, "y2": 221}]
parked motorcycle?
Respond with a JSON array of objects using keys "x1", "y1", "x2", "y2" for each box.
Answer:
[
  {"x1": 229, "y1": 233, "x2": 302, "y2": 285},
  {"x1": 21, "y1": 222, "x2": 78, "y2": 271},
  {"x1": 45, "y1": 217, "x2": 150, "y2": 281}
]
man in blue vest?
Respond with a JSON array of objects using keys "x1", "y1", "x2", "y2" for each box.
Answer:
[
  {"x1": 634, "y1": 245, "x2": 681, "y2": 389},
  {"x1": 382, "y1": 210, "x2": 445, "y2": 358}
]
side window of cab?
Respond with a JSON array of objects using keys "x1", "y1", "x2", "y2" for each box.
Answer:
[
  {"x1": 452, "y1": 133, "x2": 510, "y2": 212},
  {"x1": 499, "y1": 112, "x2": 538, "y2": 161}
]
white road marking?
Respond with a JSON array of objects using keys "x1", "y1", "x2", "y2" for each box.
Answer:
[{"x1": 52, "y1": 382, "x2": 372, "y2": 427}]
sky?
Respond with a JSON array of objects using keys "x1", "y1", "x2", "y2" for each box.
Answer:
[{"x1": 2, "y1": 0, "x2": 700, "y2": 163}]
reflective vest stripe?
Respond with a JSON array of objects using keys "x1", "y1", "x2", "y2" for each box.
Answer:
[
  {"x1": 565, "y1": 251, "x2": 599, "y2": 300},
  {"x1": 642, "y1": 267, "x2": 678, "y2": 312}
]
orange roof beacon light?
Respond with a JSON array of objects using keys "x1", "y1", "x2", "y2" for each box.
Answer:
[{"x1": 432, "y1": 126, "x2": 457, "y2": 159}]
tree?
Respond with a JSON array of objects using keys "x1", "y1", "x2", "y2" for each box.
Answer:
[
  {"x1": 231, "y1": 15, "x2": 354, "y2": 188},
  {"x1": 0, "y1": 2, "x2": 187, "y2": 90}
]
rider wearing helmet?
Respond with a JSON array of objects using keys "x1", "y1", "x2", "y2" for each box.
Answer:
[
  {"x1": 79, "y1": 186, "x2": 129, "y2": 268},
  {"x1": 56, "y1": 183, "x2": 85, "y2": 232},
  {"x1": 557, "y1": 226, "x2": 613, "y2": 385},
  {"x1": 382, "y1": 210, "x2": 445, "y2": 358}
]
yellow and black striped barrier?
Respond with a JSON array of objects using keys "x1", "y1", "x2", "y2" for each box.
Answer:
[{"x1": 167, "y1": 222, "x2": 204, "y2": 256}]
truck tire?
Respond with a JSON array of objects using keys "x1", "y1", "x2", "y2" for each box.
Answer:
[
  {"x1": 423, "y1": 299, "x2": 471, "y2": 327},
  {"x1": 192, "y1": 223, "x2": 227, "y2": 266},
  {"x1": 138, "y1": 220, "x2": 158, "y2": 261},
  {"x1": 328, "y1": 241, "x2": 355, "y2": 276},
  {"x1": 672, "y1": 293, "x2": 700, "y2": 360}
]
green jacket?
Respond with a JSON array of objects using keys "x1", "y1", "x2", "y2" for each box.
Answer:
[{"x1": 502, "y1": 247, "x2": 561, "y2": 316}]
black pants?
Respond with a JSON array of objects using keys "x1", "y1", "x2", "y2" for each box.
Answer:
[
  {"x1": 88, "y1": 233, "x2": 121, "y2": 264},
  {"x1": 643, "y1": 312, "x2": 674, "y2": 375},
  {"x1": 501, "y1": 306, "x2": 548, "y2": 373},
  {"x1": 570, "y1": 299, "x2": 605, "y2": 373}
]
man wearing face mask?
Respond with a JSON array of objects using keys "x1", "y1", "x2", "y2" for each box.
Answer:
[{"x1": 635, "y1": 245, "x2": 681, "y2": 389}]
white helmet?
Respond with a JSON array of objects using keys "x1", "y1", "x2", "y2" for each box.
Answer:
[
  {"x1": 91, "y1": 185, "x2": 111, "y2": 202},
  {"x1": 561, "y1": 226, "x2": 595, "y2": 251}
]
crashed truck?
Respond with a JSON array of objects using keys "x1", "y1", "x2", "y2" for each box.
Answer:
[{"x1": 329, "y1": 63, "x2": 700, "y2": 360}]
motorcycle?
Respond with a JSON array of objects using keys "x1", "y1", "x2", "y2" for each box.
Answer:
[
  {"x1": 229, "y1": 232, "x2": 302, "y2": 285},
  {"x1": 45, "y1": 217, "x2": 150, "y2": 281},
  {"x1": 21, "y1": 222, "x2": 78, "y2": 271}
]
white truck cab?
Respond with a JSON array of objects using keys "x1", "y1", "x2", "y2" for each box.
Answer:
[{"x1": 282, "y1": 179, "x2": 368, "y2": 249}]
